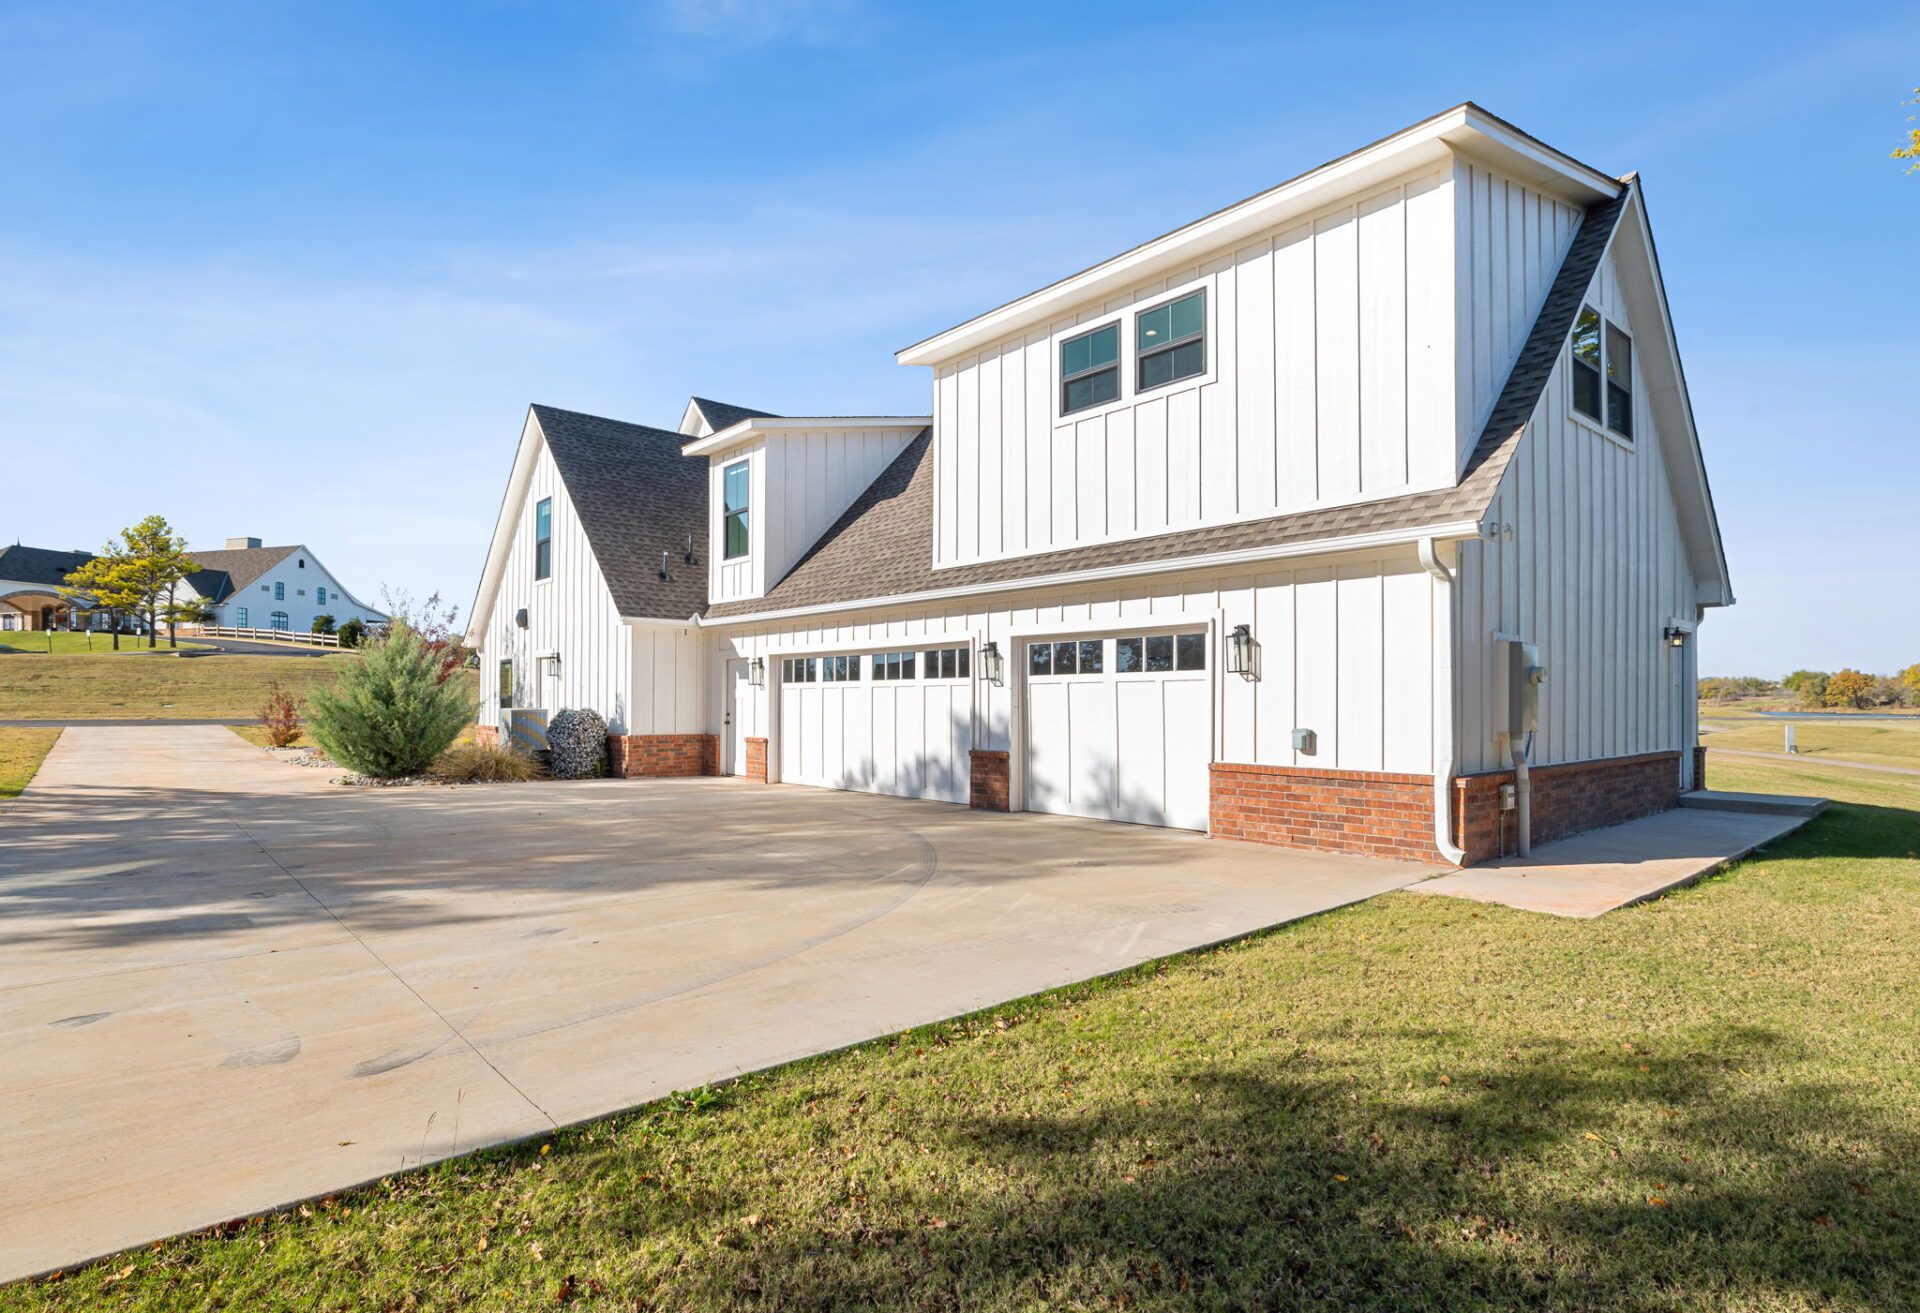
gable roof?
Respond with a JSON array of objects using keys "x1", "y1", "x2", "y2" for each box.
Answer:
[
  {"x1": 687, "y1": 397, "x2": 778, "y2": 436},
  {"x1": 531, "y1": 405, "x2": 710, "y2": 620},
  {"x1": 705, "y1": 188, "x2": 1630, "y2": 623},
  {"x1": 180, "y1": 545, "x2": 299, "y2": 601},
  {"x1": 0, "y1": 544, "x2": 95, "y2": 590}
]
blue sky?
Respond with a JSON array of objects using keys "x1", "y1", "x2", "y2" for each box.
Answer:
[{"x1": 2, "y1": 0, "x2": 1913, "y2": 675}]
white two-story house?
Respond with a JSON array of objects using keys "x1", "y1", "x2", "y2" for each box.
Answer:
[
  {"x1": 468, "y1": 104, "x2": 1731, "y2": 866},
  {"x1": 181, "y1": 538, "x2": 387, "y2": 634}
]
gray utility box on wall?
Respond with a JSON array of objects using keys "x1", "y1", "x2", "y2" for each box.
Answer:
[{"x1": 1507, "y1": 640, "x2": 1546, "y2": 735}]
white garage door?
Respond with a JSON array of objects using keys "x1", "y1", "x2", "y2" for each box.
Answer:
[
  {"x1": 778, "y1": 646, "x2": 974, "y2": 804},
  {"x1": 1024, "y1": 631, "x2": 1211, "y2": 830}
]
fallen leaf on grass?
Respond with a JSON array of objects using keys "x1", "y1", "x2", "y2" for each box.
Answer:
[
  {"x1": 1334, "y1": 1174, "x2": 1348, "y2": 1183},
  {"x1": 529, "y1": 1241, "x2": 544, "y2": 1262},
  {"x1": 101, "y1": 1265, "x2": 135, "y2": 1286},
  {"x1": 1647, "y1": 1196, "x2": 1669, "y2": 1207}
]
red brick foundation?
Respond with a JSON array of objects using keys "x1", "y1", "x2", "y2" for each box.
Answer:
[
  {"x1": 970, "y1": 749, "x2": 1010, "y2": 811},
  {"x1": 1209, "y1": 763, "x2": 1443, "y2": 863},
  {"x1": 472, "y1": 724, "x2": 499, "y2": 748},
  {"x1": 745, "y1": 736, "x2": 768, "y2": 782},
  {"x1": 1451, "y1": 750, "x2": 1682, "y2": 865},
  {"x1": 608, "y1": 733, "x2": 719, "y2": 778}
]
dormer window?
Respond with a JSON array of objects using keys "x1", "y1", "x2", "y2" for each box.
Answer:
[
  {"x1": 1571, "y1": 305, "x2": 1632, "y2": 441},
  {"x1": 722, "y1": 460, "x2": 750, "y2": 559},
  {"x1": 1060, "y1": 323, "x2": 1119, "y2": 416},
  {"x1": 1136, "y1": 289, "x2": 1205, "y2": 393}
]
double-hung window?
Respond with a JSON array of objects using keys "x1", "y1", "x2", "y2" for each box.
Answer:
[
  {"x1": 316, "y1": 586, "x2": 326, "y2": 606},
  {"x1": 534, "y1": 497, "x2": 553, "y2": 580},
  {"x1": 722, "y1": 461, "x2": 750, "y2": 559},
  {"x1": 274, "y1": 581, "x2": 285, "y2": 601},
  {"x1": 1060, "y1": 323, "x2": 1119, "y2": 416},
  {"x1": 1570, "y1": 304, "x2": 1632, "y2": 441},
  {"x1": 498, "y1": 659, "x2": 514, "y2": 708},
  {"x1": 1136, "y1": 289, "x2": 1205, "y2": 392}
]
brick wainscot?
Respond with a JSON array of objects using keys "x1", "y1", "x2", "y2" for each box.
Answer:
[
  {"x1": 969, "y1": 749, "x2": 1010, "y2": 811},
  {"x1": 607, "y1": 733, "x2": 719, "y2": 778},
  {"x1": 472, "y1": 724, "x2": 499, "y2": 748},
  {"x1": 745, "y1": 737, "x2": 768, "y2": 782},
  {"x1": 1210, "y1": 749, "x2": 1687, "y2": 866}
]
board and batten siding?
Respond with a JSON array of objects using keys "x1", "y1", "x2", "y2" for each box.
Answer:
[
  {"x1": 478, "y1": 426, "x2": 633, "y2": 734},
  {"x1": 708, "y1": 428, "x2": 920, "y2": 605},
  {"x1": 929, "y1": 164, "x2": 1458, "y2": 571},
  {"x1": 1453, "y1": 244, "x2": 1696, "y2": 775},
  {"x1": 706, "y1": 548, "x2": 1440, "y2": 782},
  {"x1": 1452, "y1": 157, "x2": 1584, "y2": 475},
  {"x1": 628, "y1": 622, "x2": 706, "y2": 735}
]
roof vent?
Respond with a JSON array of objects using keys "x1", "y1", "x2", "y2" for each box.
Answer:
[
  {"x1": 227, "y1": 536, "x2": 262, "y2": 550},
  {"x1": 658, "y1": 551, "x2": 671, "y2": 581}
]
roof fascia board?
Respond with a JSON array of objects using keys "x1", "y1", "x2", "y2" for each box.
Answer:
[
  {"x1": 897, "y1": 104, "x2": 1621, "y2": 368},
  {"x1": 677, "y1": 398, "x2": 711, "y2": 438},
  {"x1": 681, "y1": 415, "x2": 931, "y2": 458},
  {"x1": 700, "y1": 518, "x2": 1482, "y2": 628},
  {"x1": 464, "y1": 408, "x2": 544, "y2": 644}
]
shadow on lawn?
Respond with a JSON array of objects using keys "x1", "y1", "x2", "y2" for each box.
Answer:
[
  {"x1": 674, "y1": 1028, "x2": 1918, "y2": 1311},
  {"x1": 1753, "y1": 799, "x2": 1920, "y2": 865}
]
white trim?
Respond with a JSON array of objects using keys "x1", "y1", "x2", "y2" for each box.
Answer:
[
  {"x1": 681, "y1": 415, "x2": 931, "y2": 458},
  {"x1": 897, "y1": 103, "x2": 1619, "y2": 367},
  {"x1": 692, "y1": 519, "x2": 1482, "y2": 628}
]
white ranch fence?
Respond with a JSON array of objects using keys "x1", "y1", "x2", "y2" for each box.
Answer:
[{"x1": 191, "y1": 625, "x2": 343, "y2": 648}]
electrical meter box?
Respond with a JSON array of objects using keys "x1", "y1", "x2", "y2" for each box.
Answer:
[{"x1": 1507, "y1": 640, "x2": 1546, "y2": 735}]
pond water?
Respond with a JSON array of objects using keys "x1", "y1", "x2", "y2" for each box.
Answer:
[{"x1": 1750, "y1": 711, "x2": 1919, "y2": 722}]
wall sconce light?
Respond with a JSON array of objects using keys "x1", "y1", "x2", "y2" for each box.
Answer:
[
  {"x1": 514, "y1": 607, "x2": 529, "y2": 629},
  {"x1": 980, "y1": 641, "x2": 1003, "y2": 684},
  {"x1": 1227, "y1": 623, "x2": 1255, "y2": 674},
  {"x1": 749, "y1": 656, "x2": 765, "y2": 687},
  {"x1": 1663, "y1": 625, "x2": 1687, "y2": 648}
]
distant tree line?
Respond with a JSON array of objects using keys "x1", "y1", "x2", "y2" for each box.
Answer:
[{"x1": 1699, "y1": 668, "x2": 1920, "y2": 710}]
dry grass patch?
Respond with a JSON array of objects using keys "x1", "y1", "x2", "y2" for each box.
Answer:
[
  {"x1": 0, "y1": 727, "x2": 59, "y2": 799},
  {"x1": 0, "y1": 652, "x2": 357, "y2": 719}
]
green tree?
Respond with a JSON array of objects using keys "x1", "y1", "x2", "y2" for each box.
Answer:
[
  {"x1": 114, "y1": 515, "x2": 199, "y2": 648},
  {"x1": 1824, "y1": 668, "x2": 1874, "y2": 709},
  {"x1": 305, "y1": 622, "x2": 475, "y2": 778},
  {"x1": 1783, "y1": 669, "x2": 1829, "y2": 709},
  {"x1": 165, "y1": 593, "x2": 219, "y2": 638},
  {"x1": 60, "y1": 554, "x2": 141, "y2": 650}
]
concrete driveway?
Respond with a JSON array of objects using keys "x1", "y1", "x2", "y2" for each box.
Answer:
[{"x1": 0, "y1": 726, "x2": 1434, "y2": 1281}]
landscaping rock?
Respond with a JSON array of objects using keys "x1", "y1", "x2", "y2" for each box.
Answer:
[{"x1": 545, "y1": 708, "x2": 608, "y2": 779}]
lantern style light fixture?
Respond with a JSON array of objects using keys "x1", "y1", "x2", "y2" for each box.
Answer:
[
  {"x1": 749, "y1": 656, "x2": 766, "y2": 687},
  {"x1": 1227, "y1": 623, "x2": 1255, "y2": 674},
  {"x1": 979, "y1": 641, "x2": 1003, "y2": 684},
  {"x1": 1662, "y1": 625, "x2": 1687, "y2": 648}
]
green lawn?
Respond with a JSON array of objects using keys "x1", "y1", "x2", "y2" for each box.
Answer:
[
  {"x1": 1701, "y1": 710, "x2": 1920, "y2": 770},
  {"x1": 0, "y1": 652, "x2": 357, "y2": 719},
  {"x1": 0, "y1": 631, "x2": 205, "y2": 655},
  {"x1": 15, "y1": 760, "x2": 1920, "y2": 1311},
  {"x1": 0, "y1": 727, "x2": 59, "y2": 798}
]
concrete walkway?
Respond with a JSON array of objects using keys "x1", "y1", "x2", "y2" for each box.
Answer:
[
  {"x1": 0, "y1": 725, "x2": 1433, "y2": 1282},
  {"x1": 1411, "y1": 804, "x2": 1820, "y2": 918}
]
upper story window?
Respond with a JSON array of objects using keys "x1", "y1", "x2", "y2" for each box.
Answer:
[
  {"x1": 1136, "y1": 290, "x2": 1205, "y2": 393},
  {"x1": 1060, "y1": 323, "x2": 1119, "y2": 417},
  {"x1": 274, "y1": 581, "x2": 285, "y2": 601},
  {"x1": 722, "y1": 461, "x2": 750, "y2": 559},
  {"x1": 316, "y1": 586, "x2": 326, "y2": 606},
  {"x1": 534, "y1": 497, "x2": 553, "y2": 580},
  {"x1": 1571, "y1": 305, "x2": 1632, "y2": 441}
]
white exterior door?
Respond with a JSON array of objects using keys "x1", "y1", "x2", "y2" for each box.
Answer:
[
  {"x1": 1023, "y1": 631, "x2": 1211, "y2": 831},
  {"x1": 725, "y1": 658, "x2": 753, "y2": 775},
  {"x1": 777, "y1": 647, "x2": 973, "y2": 803}
]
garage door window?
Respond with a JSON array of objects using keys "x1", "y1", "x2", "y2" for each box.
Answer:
[
  {"x1": 780, "y1": 657, "x2": 819, "y2": 683},
  {"x1": 871, "y1": 650, "x2": 917, "y2": 681},
  {"x1": 922, "y1": 646, "x2": 971, "y2": 680},
  {"x1": 1116, "y1": 633, "x2": 1205, "y2": 674},
  {"x1": 1030, "y1": 639, "x2": 1103, "y2": 676},
  {"x1": 821, "y1": 655, "x2": 860, "y2": 682}
]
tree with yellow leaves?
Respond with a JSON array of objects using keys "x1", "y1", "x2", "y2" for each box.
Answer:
[{"x1": 1897, "y1": 88, "x2": 1920, "y2": 173}]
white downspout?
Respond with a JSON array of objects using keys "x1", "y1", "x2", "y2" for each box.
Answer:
[{"x1": 1418, "y1": 537, "x2": 1468, "y2": 866}]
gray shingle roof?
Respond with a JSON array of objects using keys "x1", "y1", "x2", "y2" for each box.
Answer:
[
  {"x1": 180, "y1": 545, "x2": 299, "y2": 601},
  {"x1": 0, "y1": 544, "x2": 96, "y2": 590},
  {"x1": 705, "y1": 188, "x2": 1628, "y2": 622},
  {"x1": 688, "y1": 397, "x2": 777, "y2": 435},
  {"x1": 533, "y1": 405, "x2": 710, "y2": 621}
]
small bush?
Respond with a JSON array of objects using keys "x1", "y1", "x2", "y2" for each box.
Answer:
[
  {"x1": 431, "y1": 742, "x2": 547, "y2": 783},
  {"x1": 305, "y1": 622, "x2": 476, "y2": 778},
  {"x1": 311, "y1": 613, "x2": 336, "y2": 635},
  {"x1": 546, "y1": 708, "x2": 608, "y2": 779},
  {"x1": 337, "y1": 618, "x2": 366, "y2": 649},
  {"x1": 258, "y1": 682, "x2": 303, "y2": 748}
]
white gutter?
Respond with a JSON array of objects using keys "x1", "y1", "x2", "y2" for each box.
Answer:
[
  {"x1": 688, "y1": 519, "x2": 1483, "y2": 629},
  {"x1": 1418, "y1": 536, "x2": 1468, "y2": 867}
]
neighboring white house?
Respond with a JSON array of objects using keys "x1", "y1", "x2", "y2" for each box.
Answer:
[
  {"x1": 0, "y1": 537, "x2": 384, "y2": 634},
  {"x1": 179, "y1": 538, "x2": 386, "y2": 634},
  {"x1": 468, "y1": 104, "x2": 1731, "y2": 866}
]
